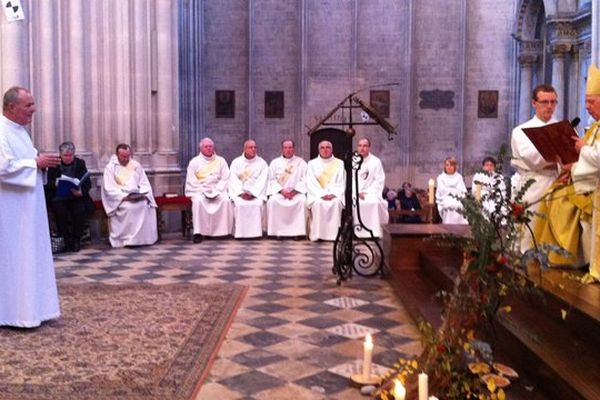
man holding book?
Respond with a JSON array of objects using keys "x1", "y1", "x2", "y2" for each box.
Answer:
[
  {"x1": 101, "y1": 143, "x2": 158, "y2": 247},
  {"x1": 45, "y1": 141, "x2": 94, "y2": 252},
  {"x1": 510, "y1": 84, "x2": 559, "y2": 252}
]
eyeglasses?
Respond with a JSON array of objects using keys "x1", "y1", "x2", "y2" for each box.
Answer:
[{"x1": 535, "y1": 100, "x2": 558, "y2": 106}]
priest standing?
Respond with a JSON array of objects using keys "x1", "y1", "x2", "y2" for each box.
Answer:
[
  {"x1": 229, "y1": 140, "x2": 268, "y2": 239},
  {"x1": 101, "y1": 143, "x2": 158, "y2": 247},
  {"x1": 568, "y1": 64, "x2": 600, "y2": 281},
  {"x1": 0, "y1": 86, "x2": 61, "y2": 328},
  {"x1": 266, "y1": 139, "x2": 308, "y2": 238},
  {"x1": 306, "y1": 140, "x2": 346, "y2": 241},
  {"x1": 185, "y1": 137, "x2": 233, "y2": 242},
  {"x1": 353, "y1": 138, "x2": 388, "y2": 238}
]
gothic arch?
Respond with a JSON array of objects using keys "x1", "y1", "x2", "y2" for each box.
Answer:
[{"x1": 515, "y1": 0, "x2": 548, "y2": 40}]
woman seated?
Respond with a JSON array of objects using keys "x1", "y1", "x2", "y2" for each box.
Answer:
[
  {"x1": 45, "y1": 141, "x2": 95, "y2": 252},
  {"x1": 435, "y1": 157, "x2": 468, "y2": 224},
  {"x1": 398, "y1": 182, "x2": 422, "y2": 223}
]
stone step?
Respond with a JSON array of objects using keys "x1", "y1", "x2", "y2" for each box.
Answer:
[{"x1": 414, "y1": 252, "x2": 600, "y2": 400}]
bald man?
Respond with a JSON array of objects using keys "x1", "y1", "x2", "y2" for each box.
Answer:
[
  {"x1": 306, "y1": 140, "x2": 346, "y2": 241},
  {"x1": 229, "y1": 140, "x2": 269, "y2": 238},
  {"x1": 185, "y1": 138, "x2": 233, "y2": 242}
]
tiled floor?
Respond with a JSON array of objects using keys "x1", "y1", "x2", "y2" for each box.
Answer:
[{"x1": 54, "y1": 236, "x2": 422, "y2": 400}]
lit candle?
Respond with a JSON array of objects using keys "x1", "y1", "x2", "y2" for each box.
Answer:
[
  {"x1": 428, "y1": 178, "x2": 435, "y2": 204},
  {"x1": 393, "y1": 379, "x2": 406, "y2": 400},
  {"x1": 362, "y1": 333, "x2": 373, "y2": 378},
  {"x1": 474, "y1": 183, "x2": 481, "y2": 202},
  {"x1": 419, "y1": 372, "x2": 429, "y2": 400}
]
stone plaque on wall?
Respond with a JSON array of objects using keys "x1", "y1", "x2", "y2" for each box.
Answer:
[
  {"x1": 265, "y1": 91, "x2": 284, "y2": 118},
  {"x1": 215, "y1": 90, "x2": 235, "y2": 118},
  {"x1": 477, "y1": 90, "x2": 498, "y2": 118},
  {"x1": 418, "y1": 89, "x2": 455, "y2": 110},
  {"x1": 369, "y1": 90, "x2": 390, "y2": 118}
]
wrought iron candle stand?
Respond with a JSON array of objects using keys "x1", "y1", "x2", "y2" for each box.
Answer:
[{"x1": 332, "y1": 151, "x2": 384, "y2": 285}]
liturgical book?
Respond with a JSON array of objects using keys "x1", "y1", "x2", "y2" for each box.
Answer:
[
  {"x1": 522, "y1": 120, "x2": 580, "y2": 164},
  {"x1": 55, "y1": 171, "x2": 90, "y2": 198}
]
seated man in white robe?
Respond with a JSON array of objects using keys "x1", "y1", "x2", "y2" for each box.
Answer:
[
  {"x1": 185, "y1": 138, "x2": 233, "y2": 243},
  {"x1": 306, "y1": 140, "x2": 346, "y2": 241},
  {"x1": 353, "y1": 138, "x2": 388, "y2": 238},
  {"x1": 101, "y1": 143, "x2": 158, "y2": 248},
  {"x1": 267, "y1": 139, "x2": 308, "y2": 238},
  {"x1": 229, "y1": 140, "x2": 268, "y2": 239}
]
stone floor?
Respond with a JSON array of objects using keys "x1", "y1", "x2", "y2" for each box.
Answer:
[{"x1": 53, "y1": 235, "x2": 422, "y2": 400}]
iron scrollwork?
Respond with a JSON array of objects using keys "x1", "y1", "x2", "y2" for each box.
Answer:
[{"x1": 333, "y1": 151, "x2": 384, "y2": 284}]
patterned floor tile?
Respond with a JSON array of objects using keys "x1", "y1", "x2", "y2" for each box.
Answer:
[
  {"x1": 325, "y1": 322, "x2": 379, "y2": 339},
  {"x1": 52, "y1": 237, "x2": 421, "y2": 399}
]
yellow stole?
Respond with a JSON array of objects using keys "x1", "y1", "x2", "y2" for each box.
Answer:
[
  {"x1": 114, "y1": 162, "x2": 135, "y2": 186},
  {"x1": 317, "y1": 159, "x2": 340, "y2": 189},
  {"x1": 195, "y1": 158, "x2": 220, "y2": 182},
  {"x1": 534, "y1": 124, "x2": 598, "y2": 265},
  {"x1": 277, "y1": 161, "x2": 294, "y2": 187}
]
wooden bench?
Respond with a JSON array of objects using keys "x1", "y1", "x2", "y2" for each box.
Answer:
[{"x1": 154, "y1": 195, "x2": 192, "y2": 240}]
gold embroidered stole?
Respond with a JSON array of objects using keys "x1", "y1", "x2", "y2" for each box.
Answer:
[
  {"x1": 238, "y1": 166, "x2": 252, "y2": 182},
  {"x1": 317, "y1": 159, "x2": 339, "y2": 189},
  {"x1": 277, "y1": 160, "x2": 295, "y2": 187},
  {"x1": 195, "y1": 158, "x2": 220, "y2": 182},
  {"x1": 114, "y1": 162, "x2": 135, "y2": 186}
]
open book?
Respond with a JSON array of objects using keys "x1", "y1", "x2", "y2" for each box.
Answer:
[
  {"x1": 522, "y1": 120, "x2": 579, "y2": 164},
  {"x1": 55, "y1": 171, "x2": 90, "y2": 198}
]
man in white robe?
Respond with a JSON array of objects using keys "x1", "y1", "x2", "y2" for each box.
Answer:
[
  {"x1": 229, "y1": 140, "x2": 268, "y2": 238},
  {"x1": 185, "y1": 138, "x2": 233, "y2": 242},
  {"x1": 510, "y1": 84, "x2": 559, "y2": 252},
  {"x1": 306, "y1": 140, "x2": 346, "y2": 241},
  {"x1": 353, "y1": 138, "x2": 388, "y2": 238},
  {"x1": 101, "y1": 144, "x2": 158, "y2": 248},
  {"x1": 0, "y1": 86, "x2": 61, "y2": 328},
  {"x1": 471, "y1": 156, "x2": 507, "y2": 219},
  {"x1": 570, "y1": 64, "x2": 600, "y2": 280},
  {"x1": 267, "y1": 139, "x2": 308, "y2": 238}
]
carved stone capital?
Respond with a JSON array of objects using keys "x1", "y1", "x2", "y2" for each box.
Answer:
[
  {"x1": 547, "y1": 19, "x2": 578, "y2": 41},
  {"x1": 518, "y1": 54, "x2": 538, "y2": 67},
  {"x1": 549, "y1": 42, "x2": 573, "y2": 57}
]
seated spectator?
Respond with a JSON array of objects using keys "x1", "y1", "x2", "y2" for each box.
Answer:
[
  {"x1": 383, "y1": 187, "x2": 398, "y2": 210},
  {"x1": 45, "y1": 141, "x2": 94, "y2": 252},
  {"x1": 398, "y1": 182, "x2": 422, "y2": 223},
  {"x1": 101, "y1": 143, "x2": 158, "y2": 248},
  {"x1": 436, "y1": 157, "x2": 468, "y2": 224}
]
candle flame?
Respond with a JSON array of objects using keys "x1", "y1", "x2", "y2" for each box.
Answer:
[
  {"x1": 365, "y1": 333, "x2": 372, "y2": 344},
  {"x1": 393, "y1": 379, "x2": 406, "y2": 398}
]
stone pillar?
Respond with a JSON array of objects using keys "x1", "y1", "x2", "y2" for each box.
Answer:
[
  {"x1": 593, "y1": 0, "x2": 599, "y2": 66},
  {"x1": 68, "y1": 0, "x2": 86, "y2": 152},
  {"x1": 518, "y1": 54, "x2": 537, "y2": 123},
  {"x1": 0, "y1": 8, "x2": 29, "y2": 90},
  {"x1": 550, "y1": 43, "x2": 571, "y2": 120},
  {"x1": 517, "y1": 40, "x2": 542, "y2": 124},
  {"x1": 32, "y1": 0, "x2": 58, "y2": 151}
]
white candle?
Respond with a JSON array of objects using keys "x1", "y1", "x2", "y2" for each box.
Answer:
[
  {"x1": 428, "y1": 178, "x2": 435, "y2": 204},
  {"x1": 393, "y1": 379, "x2": 406, "y2": 400},
  {"x1": 419, "y1": 372, "x2": 429, "y2": 400},
  {"x1": 362, "y1": 333, "x2": 373, "y2": 378}
]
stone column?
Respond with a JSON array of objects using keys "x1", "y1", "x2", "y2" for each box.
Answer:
[
  {"x1": 550, "y1": 43, "x2": 571, "y2": 120},
  {"x1": 593, "y1": 0, "x2": 599, "y2": 66},
  {"x1": 518, "y1": 54, "x2": 537, "y2": 123},
  {"x1": 0, "y1": 9, "x2": 29, "y2": 89},
  {"x1": 68, "y1": 0, "x2": 86, "y2": 152}
]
